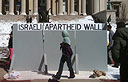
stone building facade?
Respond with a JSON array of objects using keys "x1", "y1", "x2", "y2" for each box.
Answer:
[{"x1": 0, "y1": 0, "x2": 127, "y2": 19}]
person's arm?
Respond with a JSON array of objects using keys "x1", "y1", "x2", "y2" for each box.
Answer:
[
  {"x1": 67, "y1": 46, "x2": 73, "y2": 56},
  {"x1": 60, "y1": 43, "x2": 63, "y2": 50},
  {"x1": 109, "y1": 30, "x2": 114, "y2": 49}
]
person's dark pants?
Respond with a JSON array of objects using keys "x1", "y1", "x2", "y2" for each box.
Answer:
[
  {"x1": 55, "y1": 55, "x2": 74, "y2": 79},
  {"x1": 112, "y1": 52, "x2": 119, "y2": 67},
  {"x1": 120, "y1": 64, "x2": 128, "y2": 82},
  {"x1": 107, "y1": 49, "x2": 112, "y2": 64}
]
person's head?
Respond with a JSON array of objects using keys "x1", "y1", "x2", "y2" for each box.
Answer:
[
  {"x1": 10, "y1": 26, "x2": 13, "y2": 37},
  {"x1": 62, "y1": 30, "x2": 71, "y2": 45},
  {"x1": 117, "y1": 21, "x2": 125, "y2": 29},
  {"x1": 62, "y1": 30, "x2": 69, "y2": 37},
  {"x1": 107, "y1": 24, "x2": 112, "y2": 31},
  {"x1": 11, "y1": 26, "x2": 13, "y2": 30}
]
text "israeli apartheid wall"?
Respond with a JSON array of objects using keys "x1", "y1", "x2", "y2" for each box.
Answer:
[{"x1": 18, "y1": 23, "x2": 103, "y2": 31}]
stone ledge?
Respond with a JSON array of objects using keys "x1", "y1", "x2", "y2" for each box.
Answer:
[
  {"x1": 0, "y1": 15, "x2": 26, "y2": 22},
  {"x1": 50, "y1": 15, "x2": 86, "y2": 21}
]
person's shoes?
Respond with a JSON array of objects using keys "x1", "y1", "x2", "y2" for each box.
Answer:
[
  {"x1": 68, "y1": 75, "x2": 75, "y2": 79},
  {"x1": 48, "y1": 79, "x2": 60, "y2": 82},
  {"x1": 52, "y1": 75, "x2": 60, "y2": 80},
  {"x1": 112, "y1": 65, "x2": 119, "y2": 68},
  {"x1": 112, "y1": 63, "x2": 119, "y2": 68}
]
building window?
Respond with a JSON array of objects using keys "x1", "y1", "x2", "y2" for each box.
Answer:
[
  {"x1": 15, "y1": 0, "x2": 21, "y2": 15},
  {"x1": 63, "y1": 0, "x2": 66, "y2": 13},
  {"x1": 42, "y1": 0, "x2": 45, "y2": 3},
  {"x1": 111, "y1": 1, "x2": 121, "y2": 17},
  {"x1": 113, "y1": 5, "x2": 119, "y2": 17},
  {"x1": 5, "y1": 0, "x2": 9, "y2": 11},
  {"x1": 75, "y1": 0, "x2": 78, "y2": 13}
]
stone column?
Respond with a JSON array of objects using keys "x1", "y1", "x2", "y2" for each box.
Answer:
[
  {"x1": 52, "y1": 0, "x2": 56, "y2": 16},
  {"x1": 100, "y1": 0, "x2": 105, "y2": 11},
  {"x1": 46, "y1": 0, "x2": 51, "y2": 15},
  {"x1": 0, "y1": 0, "x2": 2, "y2": 15},
  {"x1": 89, "y1": 0, "x2": 93, "y2": 14},
  {"x1": 9, "y1": 0, "x2": 14, "y2": 15},
  {"x1": 78, "y1": 0, "x2": 81, "y2": 15},
  {"x1": 93, "y1": 0, "x2": 100, "y2": 13},
  {"x1": 33, "y1": 0, "x2": 38, "y2": 15},
  {"x1": 56, "y1": 1, "x2": 58, "y2": 14},
  {"x1": 21, "y1": 0, "x2": 26, "y2": 15},
  {"x1": 70, "y1": 0, "x2": 75, "y2": 15},
  {"x1": 58, "y1": 0, "x2": 63, "y2": 15},
  {"x1": 81, "y1": 0, "x2": 86, "y2": 15},
  {"x1": 67, "y1": 0, "x2": 70, "y2": 15}
]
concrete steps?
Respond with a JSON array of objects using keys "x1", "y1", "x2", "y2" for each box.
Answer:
[
  {"x1": 50, "y1": 15, "x2": 86, "y2": 21},
  {"x1": 0, "y1": 15, "x2": 26, "y2": 22}
]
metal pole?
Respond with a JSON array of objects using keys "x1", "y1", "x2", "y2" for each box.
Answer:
[
  {"x1": 74, "y1": 31, "x2": 79, "y2": 74},
  {"x1": 44, "y1": 53, "x2": 48, "y2": 74},
  {"x1": 42, "y1": 30, "x2": 48, "y2": 74},
  {"x1": 38, "y1": 28, "x2": 48, "y2": 74},
  {"x1": 75, "y1": 54, "x2": 79, "y2": 74},
  {"x1": 9, "y1": 54, "x2": 15, "y2": 73},
  {"x1": 38, "y1": 29, "x2": 45, "y2": 71}
]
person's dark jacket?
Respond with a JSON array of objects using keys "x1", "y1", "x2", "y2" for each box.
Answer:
[
  {"x1": 8, "y1": 31, "x2": 13, "y2": 48},
  {"x1": 108, "y1": 30, "x2": 114, "y2": 50},
  {"x1": 112, "y1": 28, "x2": 128, "y2": 64},
  {"x1": 60, "y1": 42, "x2": 73, "y2": 57}
]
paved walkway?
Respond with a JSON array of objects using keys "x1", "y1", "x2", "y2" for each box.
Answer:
[
  {"x1": 0, "y1": 68, "x2": 7, "y2": 82},
  {"x1": 4, "y1": 71, "x2": 108, "y2": 80},
  {"x1": 1, "y1": 70, "x2": 120, "y2": 82}
]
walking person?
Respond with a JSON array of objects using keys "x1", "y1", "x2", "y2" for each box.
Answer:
[
  {"x1": 107, "y1": 24, "x2": 114, "y2": 64},
  {"x1": 112, "y1": 24, "x2": 128, "y2": 82},
  {"x1": 52, "y1": 31, "x2": 75, "y2": 80},
  {"x1": 8, "y1": 26, "x2": 13, "y2": 68}
]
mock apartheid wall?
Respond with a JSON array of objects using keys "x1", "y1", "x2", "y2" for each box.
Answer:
[
  {"x1": 13, "y1": 23, "x2": 107, "y2": 71},
  {"x1": 76, "y1": 31, "x2": 107, "y2": 71},
  {"x1": 13, "y1": 24, "x2": 44, "y2": 71}
]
